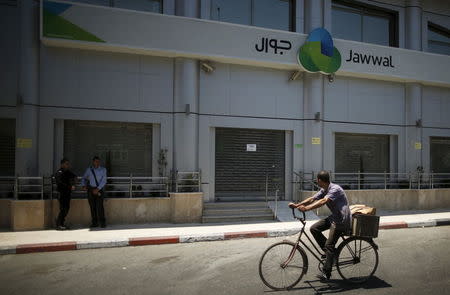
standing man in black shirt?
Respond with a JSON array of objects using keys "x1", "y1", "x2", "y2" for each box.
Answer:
[{"x1": 55, "y1": 158, "x2": 77, "y2": 230}]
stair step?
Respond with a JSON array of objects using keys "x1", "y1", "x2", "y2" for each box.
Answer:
[
  {"x1": 202, "y1": 214, "x2": 275, "y2": 223},
  {"x1": 204, "y1": 202, "x2": 269, "y2": 209},
  {"x1": 203, "y1": 209, "x2": 273, "y2": 216},
  {"x1": 215, "y1": 196, "x2": 278, "y2": 202}
]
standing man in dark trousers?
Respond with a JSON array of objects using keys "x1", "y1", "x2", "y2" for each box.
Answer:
[
  {"x1": 289, "y1": 170, "x2": 351, "y2": 281},
  {"x1": 82, "y1": 156, "x2": 107, "y2": 228},
  {"x1": 55, "y1": 158, "x2": 77, "y2": 230}
]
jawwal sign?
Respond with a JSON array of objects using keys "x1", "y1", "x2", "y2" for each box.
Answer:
[
  {"x1": 41, "y1": 0, "x2": 449, "y2": 86},
  {"x1": 298, "y1": 28, "x2": 342, "y2": 74}
]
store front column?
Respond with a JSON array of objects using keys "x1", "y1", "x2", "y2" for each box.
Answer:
[
  {"x1": 303, "y1": 0, "x2": 324, "y2": 174},
  {"x1": 172, "y1": 0, "x2": 200, "y2": 172},
  {"x1": 405, "y1": 0, "x2": 423, "y2": 173},
  {"x1": 15, "y1": 0, "x2": 39, "y2": 176},
  {"x1": 173, "y1": 58, "x2": 199, "y2": 172}
]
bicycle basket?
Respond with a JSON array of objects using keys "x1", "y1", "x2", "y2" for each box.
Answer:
[{"x1": 352, "y1": 214, "x2": 380, "y2": 238}]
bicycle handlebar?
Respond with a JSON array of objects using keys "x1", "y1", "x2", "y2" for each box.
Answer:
[{"x1": 291, "y1": 207, "x2": 306, "y2": 222}]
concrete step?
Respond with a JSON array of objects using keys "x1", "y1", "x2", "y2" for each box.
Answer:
[
  {"x1": 202, "y1": 213, "x2": 275, "y2": 223},
  {"x1": 215, "y1": 196, "x2": 278, "y2": 202},
  {"x1": 204, "y1": 202, "x2": 269, "y2": 209},
  {"x1": 203, "y1": 208, "x2": 273, "y2": 216}
]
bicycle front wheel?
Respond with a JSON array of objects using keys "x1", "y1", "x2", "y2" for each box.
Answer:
[
  {"x1": 258, "y1": 241, "x2": 308, "y2": 290},
  {"x1": 336, "y1": 237, "x2": 379, "y2": 283}
]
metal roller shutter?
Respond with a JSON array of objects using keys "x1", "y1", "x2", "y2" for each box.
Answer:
[
  {"x1": 335, "y1": 133, "x2": 390, "y2": 173},
  {"x1": 215, "y1": 128, "x2": 285, "y2": 200},
  {"x1": 64, "y1": 120, "x2": 152, "y2": 176},
  {"x1": 0, "y1": 118, "x2": 15, "y2": 176},
  {"x1": 431, "y1": 137, "x2": 450, "y2": 173}
]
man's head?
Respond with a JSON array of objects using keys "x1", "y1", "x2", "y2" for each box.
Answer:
[
  {"x1": 60, "y1": 158, "x2": 70, "y2": 170},
  {"x1": 92, "y1": 156, "x2": 101, "y2": 168},
  {"x1": 317, "y1": 170, "x2": 330, "y2": 189}
]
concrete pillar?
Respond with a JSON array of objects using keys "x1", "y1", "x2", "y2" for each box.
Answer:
[
  {"x1": 405, "y1": 0, "x2": 422, "y2": 51},
  {"x1": 173, "y1": 0, "x2": 200, "y2": 172},
  {"x1": 405, "y1": 83, "x2": 422, "y2": 173},
  {"x1": 405, "y1": 1, "x2": 423, "y2": 173},
  {"x1": 15, "y1": 0, "x2": 40, "y2": 176},
  {"x1": 303, "y1": 0, "x2": 324, "y2": 174}
]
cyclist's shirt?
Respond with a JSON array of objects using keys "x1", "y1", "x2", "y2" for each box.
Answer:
[{"x1": 313, "y1": 183, "x2": 351, "y2": 229}]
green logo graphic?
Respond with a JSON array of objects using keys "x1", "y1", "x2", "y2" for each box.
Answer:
[{"x1": 298, "y1": 28, "x2": 341, "y2": 74}]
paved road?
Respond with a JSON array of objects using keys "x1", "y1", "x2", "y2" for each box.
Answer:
[{"x1": 1, "y1": 226, "x2": 449, "y2": 295}]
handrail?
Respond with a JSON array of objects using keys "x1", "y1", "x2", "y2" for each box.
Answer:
[
  {"x1": 0, "y1": 175, "x2": 170, "y2": 200},
  {"x1": 174, "y1": 171, "x2": 201, "y2": 193},
  {"x1": 293, "y1": 171, "x2": 450, "y2": 191}
]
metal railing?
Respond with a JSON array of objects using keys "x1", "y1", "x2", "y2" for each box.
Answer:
[
  {"x1": 174, "y1": 171, "x2": 201, "y2": 193},
  {"x1": 0, "y1": 175, "x2": 169, "y2": 200},
  {"x1": 293, "y1": 171, "x2": 450, "y2": 191}
]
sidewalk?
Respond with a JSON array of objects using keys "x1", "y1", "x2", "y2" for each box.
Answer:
[{"x1": 1, "y1": 203, "x2": 449, "y2": 255}]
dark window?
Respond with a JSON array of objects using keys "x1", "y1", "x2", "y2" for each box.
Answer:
[
  {"x1": 71, "y1": 0, "x2": 163, "y2": 13},
  {"x1": 428, "y1": 23, "x2": 450, "y2": 56},
  {"x1": 211, "y1": 0, "x2": 294, "y2": 32},
  {"x1": 0, "y1": 119, "x2": 15, "y2": 177},
  {"x1": 332, "y1": 0, "x2": 397, "y2": 47},
  {"x1": 114, "y1": 0, "x2": 162, "y2": 13},
  {"x1": 0, "y1": 0, "x2": 17, "y2": 6}
]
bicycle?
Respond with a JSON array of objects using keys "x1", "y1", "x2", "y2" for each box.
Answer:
[{"x1": 258, "y1": 208, "x2": 379, "y2": 290}]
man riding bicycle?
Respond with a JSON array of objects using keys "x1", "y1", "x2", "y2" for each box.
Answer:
[{"x1": 289, "y1": 170, "x2": 351, "y2": 281}]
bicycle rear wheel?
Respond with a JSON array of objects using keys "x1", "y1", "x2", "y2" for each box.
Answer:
[
  {"x1": 258, "y1": 241, "x2": 308, "y2": 290},
  {"x1": 336, "y1": 237, "x2": 379, "y2": 283}
]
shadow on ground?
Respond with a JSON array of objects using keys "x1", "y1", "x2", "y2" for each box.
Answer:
[{"x1": 264, "y1": 276, "x2": 392, "y2": 294}]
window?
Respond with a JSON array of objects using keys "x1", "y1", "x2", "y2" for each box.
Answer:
[
  {"x1": 114, "y1": 0, "x2": 162, "y2": 13},
  {"x1": 211, "y1": 0, "x2": 293, "y2": 31},
  {"x1": 428, "y1": 23, "x2": 450, "y2": 56},
  {"x1": 71, "y1": 0, "x2": 162, "y2": 14},
  {"x1": 332, "y1": 0, "x2": 397, "y2": 47}
]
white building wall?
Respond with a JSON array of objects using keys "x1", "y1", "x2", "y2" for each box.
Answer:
[
  {"x1": 1, "y1": 0, "x2": 449, "y2": 201},
  {"x1": 38, "y1": 47, "x2": 175, "y2": 175},
  {"x1": 199, "y1": 62, "x2": 304, "y2": 201}
]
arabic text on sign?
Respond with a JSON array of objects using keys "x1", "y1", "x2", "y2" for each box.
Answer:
[{"x1": 255, "y1": 37, "x2": 292, "y2": 55}]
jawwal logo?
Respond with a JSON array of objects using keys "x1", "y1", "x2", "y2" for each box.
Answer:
[{"x1": 298, "y1": 28, "x2": 341, "y2": 74}]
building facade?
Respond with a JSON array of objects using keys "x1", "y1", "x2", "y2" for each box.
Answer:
[{"x1": 1, "y1": 0, "x2": 450, "y2": 202}]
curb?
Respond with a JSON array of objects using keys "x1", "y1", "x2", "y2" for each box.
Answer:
[{"x1": 1, "y1": 218, "x2": 449, "y2": 255}]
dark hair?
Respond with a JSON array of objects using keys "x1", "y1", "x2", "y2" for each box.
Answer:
[
  {"x1": 317, "y1": 170, "x2": 330, "y2": 183},
  {"x1": 92, "y1": 156, "x2": 100, "y2": 161},
  {"x1": 60, "y1": 158, "x2": 69, "y2": 164}
]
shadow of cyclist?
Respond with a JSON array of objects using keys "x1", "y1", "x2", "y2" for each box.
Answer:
[{"x1": 263, "y1": 276, "x2": 392, "y2": 294}]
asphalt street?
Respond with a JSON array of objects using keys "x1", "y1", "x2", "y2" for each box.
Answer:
[{"x1": 1, "y1": 226, "x2": 449, "y2": 295}]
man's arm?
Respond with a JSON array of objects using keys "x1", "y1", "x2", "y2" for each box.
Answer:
[
  {"x1": 298, "y1": 197, "x2": 329, "y2": 212},
  {"x1": 288, "y1": 196, "x2": 316, "y2": 209},
  {"x1": 97, "y1": 168, "x2": 107, "y2": 190},
  {"x1": 81, "y1": 168, "x2": 89, "y2": 188}
]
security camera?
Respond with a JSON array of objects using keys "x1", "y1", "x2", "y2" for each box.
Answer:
[
  {"x1": 200, "y1": 61, "x2": 215, "y2": 73},
  {"x1": 327, "y1": 73, "x2": 335, "y2": 83}
]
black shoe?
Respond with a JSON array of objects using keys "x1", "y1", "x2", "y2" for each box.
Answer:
[
  {"x1": 56, "y1": 225, "x2": 67, "y2": 231},
  {"x1": 100, "y1": 223, "x2": 106, "y2": 228},
  {"x1": 316, "y1": 270, "x2": 331, "y2": 281},
  {"x1": 90, "y1": 223, "x2": 99, "y2": 228}
]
